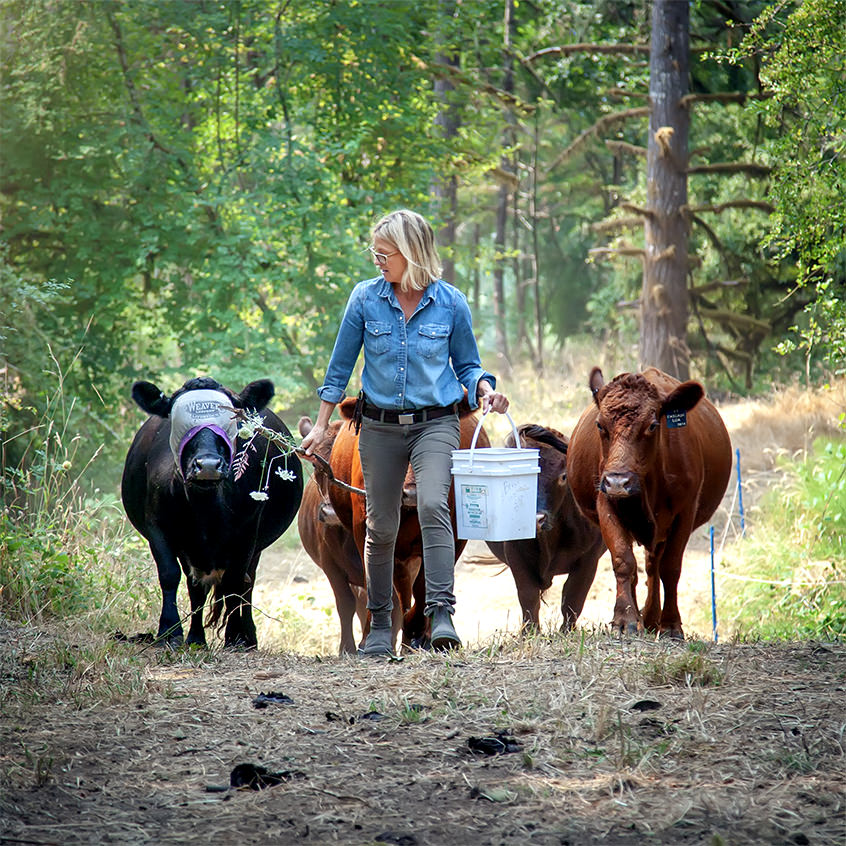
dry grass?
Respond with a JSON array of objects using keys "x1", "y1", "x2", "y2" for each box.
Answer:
[
  {"x1": 2, "y1": 371, "x2": 845, "y2": 844},
  {"x1": 1, "y1": 619, "x2": 843, "y2": 845}
]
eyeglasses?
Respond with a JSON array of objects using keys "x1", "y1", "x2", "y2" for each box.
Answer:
[{"x1": 368, "y1": 246, "x2": 399, "y2": 265}]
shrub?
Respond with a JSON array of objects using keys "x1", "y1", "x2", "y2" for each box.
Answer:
[{"x1": 722, "y1": 438, "x2": 846, "y2": 639}]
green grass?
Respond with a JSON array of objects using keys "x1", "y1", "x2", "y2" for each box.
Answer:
[
  {"x1": 721, "y1": 438, "x2": 846, "y2": 640},
  {"x1": 1, "y1": 371, "x2": 155, "y2": 632}
]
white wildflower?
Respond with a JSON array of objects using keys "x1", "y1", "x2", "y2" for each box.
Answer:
[
  {"x1": 275, "y1": 468, "x2": 297, "y2": 481},
  {"x1": 249, "y1": 491, "x2": 270, "y2": 501}
]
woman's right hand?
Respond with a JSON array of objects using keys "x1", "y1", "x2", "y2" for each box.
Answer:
[{"x1": 300, "y1": 423, "x2": 326, "y2": 457}]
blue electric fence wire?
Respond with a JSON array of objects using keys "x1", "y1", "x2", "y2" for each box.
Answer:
[
  {"x1": 735, "y1": 447, "x2": 746, "y2": 537},
  {"x1": 710, "y1": 525, "x2": 718, "y2": 642}
]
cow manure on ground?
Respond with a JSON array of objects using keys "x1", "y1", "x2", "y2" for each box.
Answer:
[
  {"x1": 111, "y1": 631, "x2": 156, "y2": 644},
  {"x1": 467, "y1": 730, "x2": 522, "y2": 755},
  {"x1": 628, "y1": 698, "x2": 663, "y2": 712},
  {"x1": 375, "y1": 832, "x2": 419, "y2": 846},
  {"x1": 326, "y1": 711, "x2": 356, "y2": 724},
  {"x1": 252, "y1": 691, "x2": 295, "y2": 708},
  {"x1": 228, "y1": 763, "x2": 307, "y2": 790}
]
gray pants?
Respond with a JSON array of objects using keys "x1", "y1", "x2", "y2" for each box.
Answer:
[{"x1": 357, "y1": 414, "x2": 461, "y2": 619}]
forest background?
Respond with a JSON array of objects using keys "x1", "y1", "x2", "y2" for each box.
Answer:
[{"x1": 1, "y1": 0, "x2": 845, "y2": 591}]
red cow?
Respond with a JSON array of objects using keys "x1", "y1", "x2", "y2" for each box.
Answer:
[
  {"x1": 297, "y1": 418, "x2": 367, "y2": 655},
  {"x1": 566, "y1": 367, "x2": 731, "y2": 639},
  {"x1": 323, "y1": 396, "x2": 489, "y2": 650},
  {"x1": 487, "y1": 424, "x2": 606, "y2": 631}
]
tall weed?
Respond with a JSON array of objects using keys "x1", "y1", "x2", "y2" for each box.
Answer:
[
  {"x1": 722, "y1": 438, "x2": 846, "y2": 639},
  {"x1": 1, "y1": 360, "x2": 153, "y2": 629}
]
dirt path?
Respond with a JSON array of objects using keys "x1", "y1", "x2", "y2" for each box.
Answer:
[{"x1": 2, "y1": 382, "x2": 845, "y2": 845}]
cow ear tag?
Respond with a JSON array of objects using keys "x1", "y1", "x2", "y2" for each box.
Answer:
[{"x1": 665, "y1": 409, "x2": 687, "y2": 429}]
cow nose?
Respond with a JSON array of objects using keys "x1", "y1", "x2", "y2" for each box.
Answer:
[
  {"x1": 318, "y1": 502, "x2": 342, "y2": 527},
  {"x1": 601, "y1": 471, "x2": 639, "y2": 497},
  {"x1": 536, "y1": 511, "x2": 550, "y2": 532},
  {"x1": 189, "y1": 455, "x2": 225, "y2": 481},
  {"x1": 401, "y1": 486, "x2": 417, "y2": 508}
]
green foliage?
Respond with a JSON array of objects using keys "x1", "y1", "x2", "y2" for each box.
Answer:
[
  {"x1": 723, "y1": 439, "x2": 846, "y2": 640},
  {"x1": 0, "y1": 374, "x2": 154, "y2": 628},
  {"x1": 723, "y1": 0, "x2": 846, "y2": 377}
]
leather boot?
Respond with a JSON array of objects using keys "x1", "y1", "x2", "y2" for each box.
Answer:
[
  {"x1": 358, "y1": 613, "x2": 395, "y2": 658},
  {"x1": 429, "y1": 606, "x2": 461, "y2": 651}
]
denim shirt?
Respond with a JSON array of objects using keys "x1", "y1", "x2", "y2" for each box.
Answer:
[{"x1": 317, "y1": 276, "x2": 496, "y2": 411}]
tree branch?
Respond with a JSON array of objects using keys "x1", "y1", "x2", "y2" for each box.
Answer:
[
  {"x1": 605, "y1": 140, "x2": 647, "y2": 157},
  {"x1": 697, "y1": 306, "x2": 771, "y2": 334},
  {"x1": 550, "y1": 107, "x2": 651, "y2": 170},
  {"x1": 679, "y1": 91, "x2": 775, "y2": 108},
  {"x1": 418, "y1": 57, "x2": 537, "y2": 114},
  {"x1": 685, "y1": 200, "x2": 775, "y2": 214},
  {"x1": 687, "y1": 162, "x2": 773, "y2": 177},
  {"x1": 589, "y1": 245, "x2": 646, "y2": 260}
]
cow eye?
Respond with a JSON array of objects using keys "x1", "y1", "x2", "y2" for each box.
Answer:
[{"x1": 648, "y1": 419, "x2": 659, "y2": 433}]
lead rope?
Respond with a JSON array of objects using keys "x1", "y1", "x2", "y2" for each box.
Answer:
[{"x1": 293, "y1": 446, "x2": 366, "y2": 496}]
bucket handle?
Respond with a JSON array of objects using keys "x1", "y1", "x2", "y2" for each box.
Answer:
[{"x1": 468, "y1": 408, "x2": 521, "y2": 470}]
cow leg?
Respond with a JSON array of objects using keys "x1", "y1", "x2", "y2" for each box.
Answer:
[
  {"x1": 223, "y1": 558, "x2": 258, "y2": 649},
  {"x1": 559, "y1": 550, "x2": 601, "y2": 632},
  {"x1": 597, "y1": 498, "x2": 640, "y2": 635},
  {"x1": 322, "y1": 562, "x2": 361, "y2": 655},
  {"x1": 503, "y1": 545, "x2": 543, "y2": 632},
  {"x1": 641, "y1": 542, "x2": 665, "y2": 633},
  {"x1": 184, "y1": 574, "x2": 209, "y2": 646},
  {"x1": 147, "y1": 530, "x2": 184, "y2": 645},
  {"x1": 657, "y1": 521, "x2": 692, "y2": 639}
]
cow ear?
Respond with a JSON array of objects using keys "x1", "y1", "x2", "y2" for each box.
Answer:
[
  {"x1": 661, "y1": 380, "x2": 704, "y2": 417},
  {"x1": 298, "y1": 416, "x2": 314, "y2": 438},
  {"x1": 237, "y1": 379, "x2": 274, "y2": 411},
  {"x1": 131, "y1": 381, "x2": 172, "y2": 417},
  {"x1": 589, "y1": 367, "x2": 605, "y2": 405}
]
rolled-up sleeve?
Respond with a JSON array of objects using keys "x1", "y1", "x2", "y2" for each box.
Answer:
[
  {"x1": 449, "y1": 294, "x2": 495, "y2": 410},
  {"x1": 317, "y1": 285, "x2": 365, "y2": 403}
]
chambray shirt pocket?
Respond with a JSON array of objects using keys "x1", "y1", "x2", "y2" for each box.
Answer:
[
  {"x1": 417, "y1": 323, "x2": 451, "y2": 359},
  {"x1": 364, "y1": 320, "x2": 393, "y2": 355}
]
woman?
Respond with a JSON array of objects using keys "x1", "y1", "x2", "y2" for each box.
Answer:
[{"x1": 300, "y1": 209, "x2": 508, "y2": 656}]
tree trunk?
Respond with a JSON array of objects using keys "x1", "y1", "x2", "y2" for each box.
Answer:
[
  {"x1": 433, "y1": 0, "x2": 460, "y2": 283},
  {"x1": 492, "y1": 0, "x2": 514, "y2": 371},
  {"x1": 639, "y1": 0, "x2": 690, "y2": 380}
]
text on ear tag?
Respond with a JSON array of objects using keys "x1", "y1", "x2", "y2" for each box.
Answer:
[{"x1": 665, "y1": 410, "x2": 687, "y2": 429}]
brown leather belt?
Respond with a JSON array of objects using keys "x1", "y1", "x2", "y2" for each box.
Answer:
[{"x1": 362, "y1": 402, "x2": 458, "y2": 425}]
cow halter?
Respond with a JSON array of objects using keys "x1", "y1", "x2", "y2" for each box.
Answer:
[{"x1": 168, "y1": 389, "x2": 239, "y2": 469}]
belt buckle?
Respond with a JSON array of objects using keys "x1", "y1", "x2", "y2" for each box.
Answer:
[{"x1": 398, "y1": 412, "x2": 415, "y2": 425}]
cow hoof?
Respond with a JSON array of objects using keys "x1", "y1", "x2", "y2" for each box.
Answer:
[{"x1": 659, "y1": 628, "x2": 685, "y2": 641}]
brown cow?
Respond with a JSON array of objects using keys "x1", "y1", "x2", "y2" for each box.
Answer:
[
  {"x1": 324, "y1": 395, "x2": 489, "y2": 651},
  {"x1": 297, "y1": 418, "x2": 367, "y2": 655},
  {"x1": 487, "y1": 424, "x2": 606, "y2": 632},
  {"x1": 567, "y1": 367, "x2": 731, "y2": 639}
]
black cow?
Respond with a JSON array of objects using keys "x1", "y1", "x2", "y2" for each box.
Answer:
[
  {"x1": 121, "y1": 377, "x2": 303, "y2": 648},
  {"x1": 487, "y1": 424, "x2": 606, "y2": 632}
]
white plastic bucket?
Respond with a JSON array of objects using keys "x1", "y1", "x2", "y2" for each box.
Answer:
[{"x1": 451, "y1": 410, "x2": 540, "y2": 541}]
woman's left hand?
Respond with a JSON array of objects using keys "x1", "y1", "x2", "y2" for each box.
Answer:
[{"x1": 480, "y1": 389, "x2": 509, "y2": 414}]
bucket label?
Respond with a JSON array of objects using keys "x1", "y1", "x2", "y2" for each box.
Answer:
[{"x1": 460, "y1": 484, "x2": 488, "y2": 529}]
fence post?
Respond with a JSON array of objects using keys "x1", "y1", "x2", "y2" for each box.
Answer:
[
  {"x1": 710, "y1": 525, "x2": 718, "y2": 643},
  {"x1": 735, "y1": 447, "x2": 745, "y2": 537}
]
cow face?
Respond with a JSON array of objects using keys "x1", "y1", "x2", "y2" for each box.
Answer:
[
  {"x1": 298, "y1": 416, "x2": 346, "y2": 525},
  {"x1": 589, "y1": 368, "x2": 703, "y2": 498},
  {"x1": 510, "y1": 424, "x2": 569, "y2": 533},
  {"x1": 132, "y1": 376, "x2": 275, "y2": 486}
]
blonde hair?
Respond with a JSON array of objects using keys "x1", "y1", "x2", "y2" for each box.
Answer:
[{"x1": 372, "y1": 209, "x2": 441, "y2": 291}]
